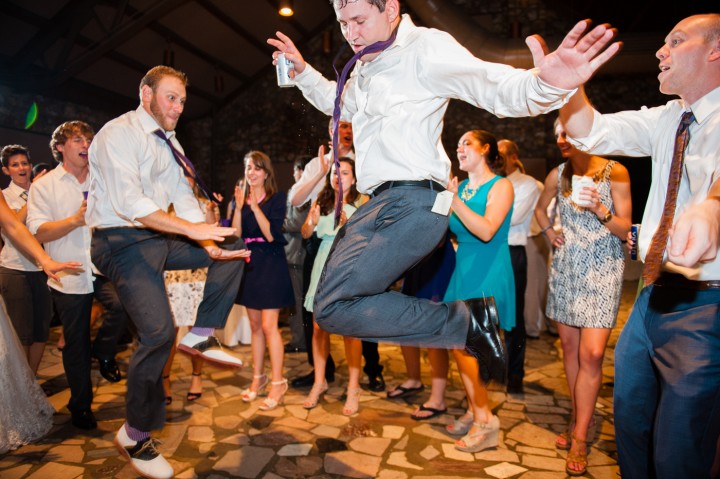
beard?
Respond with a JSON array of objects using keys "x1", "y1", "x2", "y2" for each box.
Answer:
[{"x1": 150, "y1": 97, "x2": 178, "y2": 131}]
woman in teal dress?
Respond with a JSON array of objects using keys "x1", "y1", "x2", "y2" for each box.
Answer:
[{"x1": 444, "y1": 129, "x2": 515, "y2": 453}]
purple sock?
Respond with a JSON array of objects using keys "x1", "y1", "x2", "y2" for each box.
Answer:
[
  {"x1": 191, "y1": 327, "x2": 213, "y2": 337},
  {"x1": 125, "y1": 423, "x2": 150, "y2": 442}
]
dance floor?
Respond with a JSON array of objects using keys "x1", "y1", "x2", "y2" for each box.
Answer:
[{"x1": 0, "y1": 280, "x2": 639, "y2": 479}]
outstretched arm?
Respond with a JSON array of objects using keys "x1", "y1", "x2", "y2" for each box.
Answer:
[
  {"x1": 526, "y1": 20, "x2": 622, "y2": 91},
  {"x1": 0, "y1": 195, "x2": 80, "y2": 281}
]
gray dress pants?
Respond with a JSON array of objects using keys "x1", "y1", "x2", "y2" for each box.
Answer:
[
  {"x1": 91, "y1": 228, "x2": 244, "y2": 431},
  {"x1": 314, "y1": 185, "x2": 469, "y2": 349}
]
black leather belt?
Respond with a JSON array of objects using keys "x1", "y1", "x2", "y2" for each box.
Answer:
[
  {"x1": 655, "y1": 272, "x2": 720, "y2": 290},
  {"x1": 371, "y1": 180, "x2": 445, "y2": 198}
]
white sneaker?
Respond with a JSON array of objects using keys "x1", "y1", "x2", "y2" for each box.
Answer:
[
  {"x1": 177, "y1": 331, "x2": 243, "y2": 368},
  {"x1": 114, "y1": 425, "x2": 173, "y2": 479}
]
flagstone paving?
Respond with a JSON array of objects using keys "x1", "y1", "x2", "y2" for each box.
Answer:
[{"x1": 0, "y1": 281, "x2": 637, "y2": 478}]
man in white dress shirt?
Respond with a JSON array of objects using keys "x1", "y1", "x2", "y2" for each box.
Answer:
[
  {"x1": 268, "y1": 0, "x2": 621, "y2": 381},
  {"x1": 87, "y1": 65, "x2": 249, "y2": 479},
  {"x1": 498, "y1": 140, "x2": 541, "y2": 394},
  {"x1": 558, "y1": 14, "x2": 720, "y2": 478},
  {"x1": 27, "y1": 121, "x2": 130, "y2": 433}
]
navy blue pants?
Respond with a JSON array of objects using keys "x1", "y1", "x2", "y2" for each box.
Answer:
[{"x1": 614, "y1": 283, "x2": 720, "y2": 479}]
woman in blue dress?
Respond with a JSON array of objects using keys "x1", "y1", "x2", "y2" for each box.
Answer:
[
  {"x1": 444, "y1": 129, "x2": 515, "y2": 453},
  {"x1": 233, "y1": 151, "x2": 294, "y2": 411}
]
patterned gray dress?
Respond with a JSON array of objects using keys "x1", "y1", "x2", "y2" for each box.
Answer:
[{"x1": 546, "y1": 161, "x2": 624, "y2": 328}]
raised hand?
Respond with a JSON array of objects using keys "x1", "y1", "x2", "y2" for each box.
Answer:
[
  {"x1": 267, "y1": 31, "x2": 307, "y2": 77},
  {"x1": 318, "y1": 144, "x2": 330, "y2": 176},
  {"x1": 447, "y1": 176, "x2": 459, "y2": 195},
  {"x1": 526, "y1": 20, "x2": 622, "y2": 90},
  {"x1": 234, "y1": 185, "x2": 245, "y2": 211}
]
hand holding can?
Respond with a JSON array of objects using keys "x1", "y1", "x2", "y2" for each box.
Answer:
[{"x1": 276, "y1": 52, "x2": 294, "y2": 88}]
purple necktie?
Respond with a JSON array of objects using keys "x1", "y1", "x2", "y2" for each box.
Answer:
[
  {"x1": 331, "y1": 28, "x2": 398, "y2": 226},
  {"x1": 153, "y1": 129, "x2": 215, "y2": 202}
]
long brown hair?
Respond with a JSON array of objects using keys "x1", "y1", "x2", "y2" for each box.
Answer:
[
  {"x1": 316, "y1": 157, "x2": 359, "y2": 215},
  {"x1": 243, "y1": 150, "x2": 277, "y2": 200}
]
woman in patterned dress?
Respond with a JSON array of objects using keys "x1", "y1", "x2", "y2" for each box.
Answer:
[{"x1": 535, "y1": 119, "x2": 632, "y2": 476}]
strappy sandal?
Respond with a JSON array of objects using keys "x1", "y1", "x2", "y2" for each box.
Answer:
[
  {"x1": 342, "y1": 387, "x2": 362, "y2": 416},
  {"x1": 446, "y1": 411, "x2": 474, "y2": 436},
  {"x1": 186, "y1": 372, "x2": 203, "y2": 401},
  {"x1": 241, "y1": 374, "x2": 268, "y2": 402},
  {"x1": 556, "y1": 418, "x2": 597, "y2": 450},
  {"x1": 565, "y1": 433, "x2": 588, "y2": 476},
  {"x1": 259, "y1": 379, "x2": 288, "y2": 411},
  {"x1": 454, "y1": 416, "x2": 500, "y2": 453},
  {"x1": 303, "y1": 381, "x2": 329, "y2": 409},
  {"x1": 162, "y1": 375, "x2": 172, "y2": 406}
]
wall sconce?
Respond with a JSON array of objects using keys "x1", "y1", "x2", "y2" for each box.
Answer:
[{"x1": 279, "y1": 0, "x2": 293, "y2": 17}]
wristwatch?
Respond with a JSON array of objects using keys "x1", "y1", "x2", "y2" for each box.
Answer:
[{"x1": 600, "y1": 210, "x2": 613, "y2": 224}]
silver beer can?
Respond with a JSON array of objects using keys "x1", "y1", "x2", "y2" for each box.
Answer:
[{"x1": 276, "y1": 53, "x2": 294, "y2": 88}]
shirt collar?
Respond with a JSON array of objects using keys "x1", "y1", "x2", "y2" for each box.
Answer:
[
  {"x1": 5, "y1": 181, "x2": 29, "y2": 199},
  {"x1": 392, "y1": 14, "x2": 415, "y2": 50},
  {"x1": 687, "y1": 85, "x2": 720, "y2": 126},
  {"x1": 136, "y1": 104, "x2": 176, "y2": 140}
]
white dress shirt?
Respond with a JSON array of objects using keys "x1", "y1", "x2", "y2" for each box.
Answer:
[
  {"x1": 568, "y1": 86, "x2": 720, "y2": 281},
  {"x1": 288, "y1": 150, "x2": 355, "y2": 205},
  {"x1": 26, "y1": 165, "x2": 93, "y2": 293},
  {"x1": 293, "y1": 14, "x2": 573, "y2": 194},
  {"x1": 507, "y1": 170, "x2": 541, "y2": 246},
  {"x1": 0, "y1": 181, "x2": 40, "y2": 271},
  {"x1": 87, "y1": 105, "x2": 204, "y2": 228}
]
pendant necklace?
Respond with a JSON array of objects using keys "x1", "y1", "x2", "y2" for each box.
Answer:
[{"x1": 460, "y1": 174, "x2": 494, "y2": 202}]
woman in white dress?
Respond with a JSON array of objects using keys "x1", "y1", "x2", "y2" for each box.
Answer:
[{"x1": 0, "y1": 188, "x2": 80, "y2": 453}]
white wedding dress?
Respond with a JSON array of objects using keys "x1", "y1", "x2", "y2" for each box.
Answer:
[{"x1": 0, "y1": 297, "x2": 55, "y2": 454}]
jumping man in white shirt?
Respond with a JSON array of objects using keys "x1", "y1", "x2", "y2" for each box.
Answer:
[{"x1": 267, "y1": 0, "x2": 621, "y2": 383}]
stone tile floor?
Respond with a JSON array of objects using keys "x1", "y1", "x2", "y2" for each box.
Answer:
[{"x1": 0, "y1": 281, "x2": 637, "y2": 478}]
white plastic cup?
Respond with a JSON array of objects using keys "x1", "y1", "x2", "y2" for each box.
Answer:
[{"x1": 571, "y1": 175, "x2": 595, "y2": 207}]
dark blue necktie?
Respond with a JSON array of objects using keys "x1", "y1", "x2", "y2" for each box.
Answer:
[
  {"x1": 331, "y1": 28, "x2": 398, "y2": 226},
  {"x1": 153, "y1": 129, "x2": 215, "y2": 202}
]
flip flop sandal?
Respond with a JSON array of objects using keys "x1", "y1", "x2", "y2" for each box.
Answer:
[
  {"x1": 411, "y1": 404, "x2": 447, "y2": 421},
  {"x1": 386, "y1": 384, "x2": 424, "y2": 399}
]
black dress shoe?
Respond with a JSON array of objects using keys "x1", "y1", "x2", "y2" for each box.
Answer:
[
  {"x1": 291, "y1": 370, "x2": 334, "y2": 388},
  {"x1": 367, "y1": 373, "x2": 386, "y2": 392},
  {"x1": 507, "y1": 375, "x2": 524, "y2": 394},
  {"x1": 284, "y1": 344, "x2": 307, "y2": 354},
  {"x1": 464, "y1": 297, "x2": 507, "y2": 384},
  {"x1": 291, "y1": 371, "x2": 315, "y2": 388},
  {"x1": 71, "y1": 409, "x2": 98, "y2": 430},
  {"x1": 96, "y1": 357, "x2": 122, "y2": 383}
]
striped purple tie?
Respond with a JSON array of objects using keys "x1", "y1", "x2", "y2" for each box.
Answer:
[
  {"x1": 153, "y1": 129, "x2": 215, "y2": 202},
  {"x1": 331, "y1": 28, "x2": 398, "y2": 226}
]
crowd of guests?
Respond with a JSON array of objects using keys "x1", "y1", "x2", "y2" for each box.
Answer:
[
  {"x1": 0, "y1": 115, "x2": 631, "y2": 468},
  {"x1": 0, "y1": 7, "x2": 718, "y2": 479}
]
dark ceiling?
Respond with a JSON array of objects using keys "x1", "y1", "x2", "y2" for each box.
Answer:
[{"x1": 0, "y1": 0, "x2": 716, "y2": 121}]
